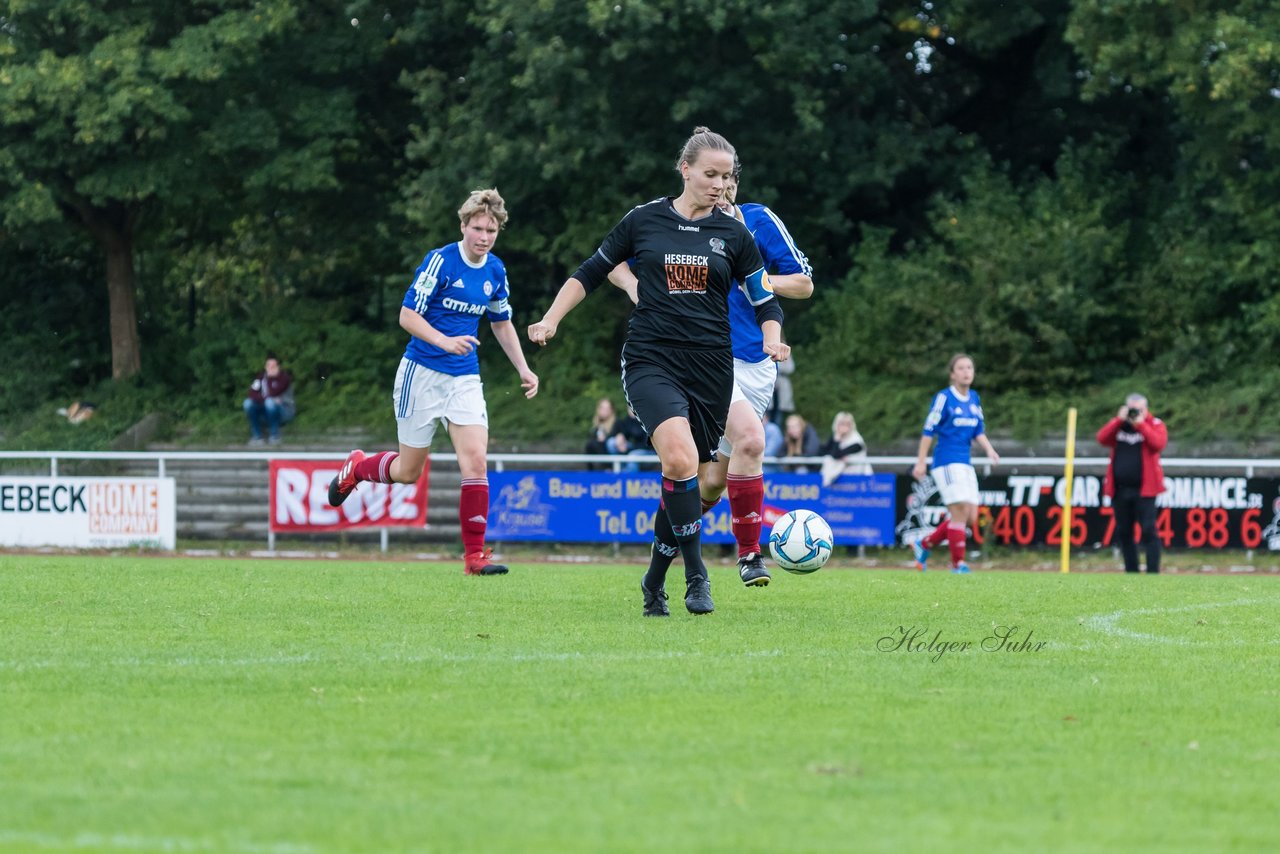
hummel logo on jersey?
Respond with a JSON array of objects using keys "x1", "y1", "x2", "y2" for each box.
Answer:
[
  {"x1": 468, "y1": 515, "x2": 487, "y2": 523},
  {"x1": 677, "y1": 224, "x2": 701, "y2": 232}
]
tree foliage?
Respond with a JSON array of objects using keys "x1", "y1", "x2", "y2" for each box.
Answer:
[{"x1": 2, "y1": 0, "x2": 1279, "y2": 446}]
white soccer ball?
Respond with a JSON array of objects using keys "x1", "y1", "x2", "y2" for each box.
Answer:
[{"x1": 768, "y1": 509, "x2": 834, "y2": 574}]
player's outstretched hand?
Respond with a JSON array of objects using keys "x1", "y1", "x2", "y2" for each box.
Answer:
[
  {"x1": 527, "y1": 319, "x2": 557, "y2": 346},
  {"x1": 441, "y1": 335, "x2": 481, "y2": 355},
  {"x1": 763, "y1": 341, "x2": 791, "y2": 363},
  {"x1": 912, "y1": 460, "x2": 928, "y2": 480},
  {"x1": 520, "y1": 369, "x2": 540, "y2": 399},
  {"x1": 987, "y1": 450, "x2": 1001, "y2": 466}
]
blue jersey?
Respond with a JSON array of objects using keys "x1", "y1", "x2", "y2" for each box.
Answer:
[
  {"x1": 922, "y1": 387, "x2": 986, "y2": 467},
  {"x1": 727, "y1": 203, "x2": 812, "y2": 362},
  {"x1": 401, "y1": 242, "x2": 512, "y2": 376}
]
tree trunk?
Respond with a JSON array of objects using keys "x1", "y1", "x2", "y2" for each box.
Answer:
[
  {"x1": 69, "y1": 199, "x2": 142, "y2": 380},
  {"x1": 104, "y1": 233, "x2": 142, "y2": 380}
]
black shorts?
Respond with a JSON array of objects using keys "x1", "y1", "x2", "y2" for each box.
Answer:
[{"x1": 621, "y1": 341, "x2": 733, "y2": 464}]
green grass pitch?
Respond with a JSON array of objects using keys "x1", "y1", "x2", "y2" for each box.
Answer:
[{"x1": 2, "y1": 554, "x2": 1277, "y2": 853}]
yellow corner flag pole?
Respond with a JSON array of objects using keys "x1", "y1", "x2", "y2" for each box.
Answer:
[{"x1": 1060, "y1": 407, "x2": 1078, "y2": 574}]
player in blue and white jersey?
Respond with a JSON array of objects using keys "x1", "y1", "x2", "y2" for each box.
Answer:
[
  {"x1": 609, "y1": 157, "x2": 814, "y2": 588},
  {"x1": 327, "y1": 189, "x2": 539, "y2": 576},
  {"x1": 911, "y1": 354, "x2": 1000, "y2": 573}
]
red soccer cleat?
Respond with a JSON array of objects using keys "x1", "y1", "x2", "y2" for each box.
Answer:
[
  {"x1": 464, "y1": 548, "x2": 509, "y2": 576},
  {"x1": 327, "y1": 449, "x2": 366, "y2": 508}
]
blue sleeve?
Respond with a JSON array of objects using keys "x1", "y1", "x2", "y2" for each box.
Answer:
[
  {"x1": 754, "y1": 207, "x2": 812, "y2": 277},
  {"x1": 573, "y1": 210, "x2": 635, "y2": 293},
  {"x1": 973, "y1": 392, "x2": 986, "y2": 437},
  {"x1": 404, "y1": 250, "x2": 447, "y2": 316},
  {"x1": 487, "y1": 262, "x2": 513, "y2": 322},
  {"x1": 922, "y1": 392, "x2": 947, "y2": 436}
]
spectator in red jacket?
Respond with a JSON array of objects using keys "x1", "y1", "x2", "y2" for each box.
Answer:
[
  {"x1": 244, "y1": 355, "x2": 296, "y2": 446},
  {"x1": 1097, "y1": 393, "x2": 1167, "y2": 573}
]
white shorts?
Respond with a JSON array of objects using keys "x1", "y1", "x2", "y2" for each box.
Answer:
[
  {"x1": 393, "y1": 358, "x2": 487, "y2": 448},
  {"x1": 717, "y1": 357, "x2": 778, "y2": 458},
  {"x1": 931, "y1": 463, "x2": 979, "y2": 506}
]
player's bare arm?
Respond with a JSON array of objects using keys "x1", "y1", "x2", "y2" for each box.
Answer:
[
  {"x1": 759, "y1": 320, "x2": 790, "y2": 363},
  {"x1": 607, "y1": 263, "x2": 639, "y2": 305},
  {"x1": 490, "y1": 320, "x2": 539, "y2": 399},
  {"x1": 976, "y1": 434, "x2": 1000, "y2": 466},
  {"x1": 913, "y1": 436, "x2": 933, "y2": 480},
  {"x1": 399, "y1": 306, "x2": 480, "y2": 355},
  {"x1": 768, "y1": 272, "x2": 814, "y2": 300},
  {"x1": 527, "y1": 278, "x2": 587, "y2": 345}
]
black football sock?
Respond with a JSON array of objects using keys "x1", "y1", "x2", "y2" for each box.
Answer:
[
  {"x1": 643, "y1": 501, "x2": 680, "y2": 591},
  {"x1": 662, "y1": 475, "x2": 707, "y2": 584}
]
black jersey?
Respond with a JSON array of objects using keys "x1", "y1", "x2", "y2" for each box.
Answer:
[{"x1": 573, "y1": 197, "x2": 783, "y2": 351}]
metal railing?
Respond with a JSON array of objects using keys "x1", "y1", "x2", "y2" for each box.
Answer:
[{"x1": 6, "y1": 450, "x2": 1280, "y2": 475}]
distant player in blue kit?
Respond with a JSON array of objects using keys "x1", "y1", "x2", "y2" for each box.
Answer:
[
  {"x1": 529, "y1": 127, "x2": 789, "y2": 617},
  {"x1": 327, "y1": 189, "x2": 539, "y2": 576},
  {"x1": 911, "y1": 354, "x2": 1000, "y2": 573},
  {"x1": 610, "y1": 156, "x2": 813, "y2": 587}
]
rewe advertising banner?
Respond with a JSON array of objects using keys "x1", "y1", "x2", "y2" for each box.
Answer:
[
  {"x1": 0, "y1": 476, "x2": 176, "y2": 549},
  {"x1": 268, "y1": 459, "x2": 430, "y2": 533},
  {"x1": 485, "y1": 471, "x2": 897, "y2": 545}
]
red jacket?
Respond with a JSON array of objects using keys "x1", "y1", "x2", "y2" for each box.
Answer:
[{"x1": 1096, "y1": 415, "x2": 1168, "y2": 497}]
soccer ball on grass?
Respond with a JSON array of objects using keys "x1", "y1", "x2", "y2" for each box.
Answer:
[{"x1": 767, "y1": 509, "x2": 833, "y2": 574}]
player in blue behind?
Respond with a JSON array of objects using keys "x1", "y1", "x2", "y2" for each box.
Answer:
[
  {"x1": 327, "y1": 189, "x2": 539, "y2": 576},
  {"x1": 911, "y1": 354, "x2": 1000, "y2": 573},
  {"x1": 609, "y1": 156, "x2": 813, "y2": 588}
]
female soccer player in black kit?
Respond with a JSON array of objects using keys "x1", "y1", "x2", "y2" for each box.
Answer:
[{"x1": 528, "y1": 127, "x2": 789, "y2": 616}]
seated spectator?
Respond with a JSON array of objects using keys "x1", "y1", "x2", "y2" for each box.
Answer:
[
  {"x1": 821, "y1": 410, "x2": 872, "y2": 485},
  {"x1": 243, "y1": 354, "x2": 295, "y2": 446},
  {"x1": 585, "y1": 397, "x2": 618, "y2": 459},
  {"x1": 783, "y1": 413, "x2": 822, "y2": 472},
  {"x1": 607, "y1": 406, "x2": 655, "y2": 471},
  {"x1": 762, "y1": 413, "x2": 784, "y2": 473}
]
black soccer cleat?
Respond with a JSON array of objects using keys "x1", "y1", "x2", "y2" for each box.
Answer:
[
  {"x1": 738, "y1": 552, "x2": 771, "y2": 587},
  {"x1": 641, "y1": 580, "x2": 670, "y2": 617},
  {"x1": 684, "y1": 577, "x2": 714, "y2": 615}
]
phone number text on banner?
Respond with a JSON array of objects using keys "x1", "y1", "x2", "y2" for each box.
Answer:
[
  {"x1": 896, "y1": 473, "x2": 1280, "y2": 550},
  {"x1": 487, "y1": 471, "x2": 897, "y2": 545},
  {"x1": 269, "y1": 459, "x2": 430, "y2": 533}
]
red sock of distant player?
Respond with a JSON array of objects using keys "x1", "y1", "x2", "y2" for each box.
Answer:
[
  {"x1": 354, "y1": 451, "x2": 399, "y2": 483},
  {"x1": 701, "y1": 496, "x2": 719, "y2": 514},
  {"x1": 946, "y1": 523, "x2": 967, "y2": 567},
  {"x1": 921, "y1": 518, "x2": 950, "y2": 549},
  {"x1": 727, "y1": 473, "x2": 765, "y2": 558},
  {"x1": 460, "y1": 479, "x2": 489, "y2": 555}
]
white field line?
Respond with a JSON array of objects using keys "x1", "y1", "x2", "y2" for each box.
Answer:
[
  {"x1": 1079, "y1": 598, "x2": 1274, "y2": 646},
  {"x1": 0, "y1": 829, "x2": 312, "y2": 853},
  {"x1": 0, "y1": 648, "x2": 787, "y2": 673}
]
